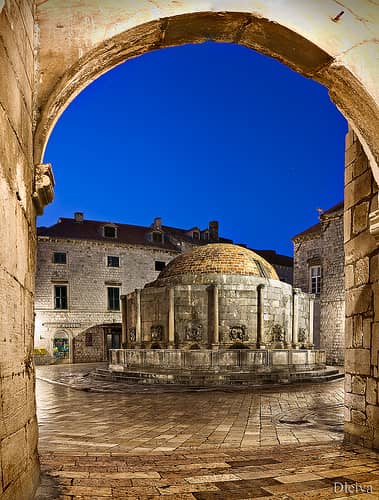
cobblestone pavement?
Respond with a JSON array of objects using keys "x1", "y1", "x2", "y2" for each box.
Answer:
[{"x1": 36, "y1": 364, "x2": 379, "y2": 498}]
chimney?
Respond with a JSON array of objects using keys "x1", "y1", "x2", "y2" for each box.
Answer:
[
  {"x1": 153, "y1": 217, "x2": 162, "y2": 230},
  {"x1": 209, "y1": 220, "x2": 219, "y2": 241},
  {"x1": 74, "y1": 212, "x2": 84, "y2": 222}
]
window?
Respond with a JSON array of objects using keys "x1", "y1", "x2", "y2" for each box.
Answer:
[
  {"x1": 155, "y1": 260, "x2": 166, "y2": 271},
  {"x1": 202, "y1": 231, "x2": 209, "y2": 241},
  {"x1": 152, "y1": 232, "x2": 163, "y2": 243},
  {"x1": 310, "y1": 265, "x2": 321, "y2": 294},
  {"x1": 53, "y1": 252, "x2": 67, "y2": 264},
  {"x1": 192, "y1": 231, "x2": 200, "y2": 240},
  {"x1": 107, "y1": 287, "x2": 120, "y2": 310},
  {"x1": 104, "y1": 226, "x2": 116, "y2": 238},
  {"x1": 107, "y1": 256, "x2": 119, "y2": 267},
  {"x1": 54, "y1": 285, "x2": 68, "y2": 309}
]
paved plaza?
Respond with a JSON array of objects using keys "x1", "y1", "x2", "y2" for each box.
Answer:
[{"x1": 35, "y1": 364, "x2": 379, "y2": 498}]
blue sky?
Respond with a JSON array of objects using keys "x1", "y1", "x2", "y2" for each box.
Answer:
[{"x1": 40, "y1": 42, "x2": 347, "y2": 256}]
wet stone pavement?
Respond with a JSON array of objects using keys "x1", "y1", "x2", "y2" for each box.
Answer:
[{"x1": 35, "y1": 364, "x2": 379, "y2": 499}]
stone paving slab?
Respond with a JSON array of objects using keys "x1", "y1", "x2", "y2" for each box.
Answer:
[
  {"x1": 36, "y1": 365, "x2": 344, "y2": 454},
  {"x1": 35, "y1": 364, "x2": 377, "y2": 499},
  {"x1": 36, "y1": 443, "x2": 379, "y2": 499}
]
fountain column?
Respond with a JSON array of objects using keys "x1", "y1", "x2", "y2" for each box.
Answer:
[
  {"x1": 168, "y1": 287, "x2": 175, "y2": 348},
  {"x1": 121, "y1": 294, "x2": 127, "y2": 348},
  {"x1": 257, "y1": 284, "x2": 265, "y2": 348},
  {"x1": 309, "y1": 295, "x2": 315, "y2": 346},
  {"x1": 211, "y1": 285, "x2": 219, "y2": 350},
  {"x1": 292, "y1": 288, "x2": 300, "y2": 348},
  {"x1": 135, "y1": 289, "x2": 142, "y2": 348}
]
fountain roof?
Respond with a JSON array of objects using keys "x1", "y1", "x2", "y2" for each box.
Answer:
[{"x1": 153, "y1": 243, "x2": 279, "y2": 284}]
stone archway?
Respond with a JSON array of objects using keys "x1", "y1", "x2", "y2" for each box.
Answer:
[
  {"x1": 33, "y1": 1, "x2": 379, "y2": 450},
  {"x1": 0, "y1": 2, "x2": 378, "y2": 499},
  {"x1": 33, "y1": 3, "x2": 379, "y2": 174}
]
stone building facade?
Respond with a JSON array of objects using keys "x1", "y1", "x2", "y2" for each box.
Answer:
[
  {"x1": 35, "y1": 213, "x2": 293, "y2": 364},
  {"x1": 292, "y1": 202, "x2": 344, "y2": 364},
  {"x1": 35, "y1": 214, "x2": 225, "y2": 363}
]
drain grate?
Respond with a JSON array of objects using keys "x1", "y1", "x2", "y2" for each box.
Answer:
[{"x1": 279, "y1": 418, "x2": 309, "y2": 425}]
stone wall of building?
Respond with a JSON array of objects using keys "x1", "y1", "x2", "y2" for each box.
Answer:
[
  {"x1": 293, "y1": 203, "x2": 345, "y2": 361},
  {"x1": 35, "y1": 238, "x2": 177, "y2": 360},
  {"x1": 344, "y1": 128, "x2": 379, "y2": 449},
  {"x1": 320, "y1": 209, "x2": 345, "y2": 365},
  {"x1": 293, "y1": 236, "x2": 321, "y2": 292},
  {"x1": 0, "y1": 2, "x2": 40, "y2": 499},
  {"x1": 293, "y1": 235, "x2": 321, "y2": 347},
  {"x1": 73, "y1": 326, "x2": 106, "y2": 363}
]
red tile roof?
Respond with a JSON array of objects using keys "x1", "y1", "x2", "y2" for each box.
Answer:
[{"x1": 37, "y1": 218, "x2": 231, "y2": 251}]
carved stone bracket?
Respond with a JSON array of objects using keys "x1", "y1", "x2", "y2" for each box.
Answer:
[
  {"x1": 229, "y1": 325, "x2": 248, "y2": 342},
  {"x1": 32, "y1": 163, "x2": 55, "y2": 215},
  {"x1": 298, "y1": 328, "x2": 308, "y2": 344},
  {"x1": 129, "y1": 328, "x2": 136, "y2": 342},
  {"x1": 369, "y1": 209, "x2": 379, "y2": 242},
  {"x1": 185, "y1": 322, "x2": 202, "y2": 341}
]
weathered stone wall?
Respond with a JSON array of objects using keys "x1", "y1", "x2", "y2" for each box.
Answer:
[
  {"x1": 297, "y1": 292, "x2": 314, "y2": 346},
  {"x1": 175, "y1": 287, "x2": 208, "y2": 348},
  {"x1": 128, "y1": 277, "x2": 312, "y2": 349},
  {"x1": 344, "y1": 128, "x2": 379, "y2": 449},
  {"x1": 219, "y1": 287, "x2": 258, "y2": 345},
  {"x1": 141, "y1": 288, "x2": 169, "y2": 347},
  {"x1": 320, "y1": 209, "x2": 345, "y2": 365},
  {"x1": 293, "y1": 236, "x2": 321, "y2": 292},
  {"x1": 35, "y1": 238, "x2": 177, "y2": 357},
  {"x1": 73, "y1": 325, "x2": 106, "y2": 363},
  {"x1": 0, "y1": 1, "x2": 40, "y2": 499},
  {"x1": 293, "y1": 233, "x2": 321, "y2": 348},
  {"x1": 293, "y1": 208, "x2": 345, "y2": 361}
]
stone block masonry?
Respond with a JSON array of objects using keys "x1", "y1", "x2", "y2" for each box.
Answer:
[
  {"x1": 320, "y1": 206, "x2": 345, "y2": 365},
  {"x1": 0, "y1": 2, "x2": 40, "y2": 499},
  {"x1": 35, "y1": 238, "x2": 179, "y2": 361},
  {"x1": 293, "y1": 200, "x2": 344, "y2": 364},
  {"x1": 344, "y1": 128, "x2": 379, "y2": 450}
]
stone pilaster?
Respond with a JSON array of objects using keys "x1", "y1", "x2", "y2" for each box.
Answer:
[
  {"x1": 257, "y1": 284, "x2": 265, "y2": 348},
  {"x1": 292, "y1": 288, "x2": 300, "y2": 348},
  {"x1": 168, "y1": 287, "x2": 175, "y2": 348},
  {"x1": 211, "y1": 285, "x2": 219, "y2": 350},
  {"x1": 120, "y1": 295, "x2": 127, "y2": 348},
  {"x1": 308, "y1": 295, "x2": 314, "y2": 347},
  {"x1": 135, "y1": 289, "x2": 142, "y2": 348}
]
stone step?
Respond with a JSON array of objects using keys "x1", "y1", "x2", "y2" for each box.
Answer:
[{"x1": 93, "y1": 366, "x2": 344, "y2": 386}]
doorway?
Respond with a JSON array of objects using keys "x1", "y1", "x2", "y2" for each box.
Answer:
[{"x1": 105, "y1": 326, "x2": 122, "y2": 360}]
